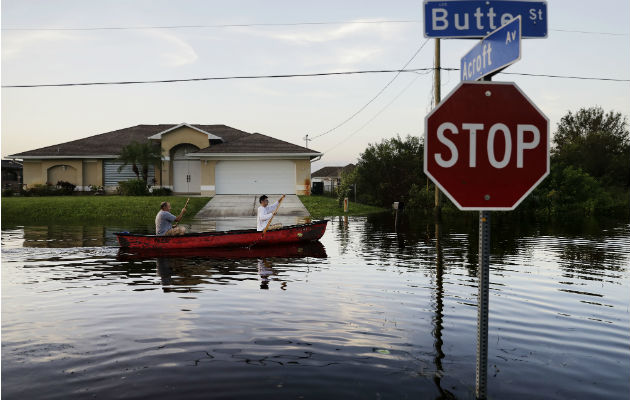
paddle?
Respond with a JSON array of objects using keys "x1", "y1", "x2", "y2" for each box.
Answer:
[
  {"x1": 173, "y1": 197, "x2": 189, "y2": 227},
  {"x1": 262, "y1": 195, "x2": 285, "y2": 237}
]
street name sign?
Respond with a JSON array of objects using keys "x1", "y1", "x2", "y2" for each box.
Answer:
[
  {"x1": 461, "y1": 17, "x2": 521, "y2": 81},
  {"x1": 424, "y1": 81, "x2": 549, "y2": 210},
  {"x1": 424, "y1": 0, "x2": 547, "y2": 38}
]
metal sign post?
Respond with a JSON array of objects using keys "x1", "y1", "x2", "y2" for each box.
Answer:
[{"x1": 476, "y1": 210, "x2": 491, "y2": 398}]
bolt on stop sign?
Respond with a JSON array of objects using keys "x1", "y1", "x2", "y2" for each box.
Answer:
[{"x1": 424, "y1": 81, "x2": 549, "y2": 210}]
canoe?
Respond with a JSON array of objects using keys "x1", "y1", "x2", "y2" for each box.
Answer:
[
  {"x1": 115, "y1": 220, "x2": 328, "y2": 249},
  {"x1": 117, "y1": 240, "x2": 327, "y2": 260}
]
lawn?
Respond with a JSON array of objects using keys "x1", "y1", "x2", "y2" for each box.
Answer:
[
  {"x1": 1, "y1": 196, "x2": 210, "y2": 225},
  {"x1": 1, "y1": 195, "x2": 385, "y2": 225},
  {"x1": 298, "y1": 195, "x2": 385, "y2": 218}
]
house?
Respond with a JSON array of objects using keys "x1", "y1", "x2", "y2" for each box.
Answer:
[
  {"x1": 311, "y1": 164, "x2": 355, "y2": 193},
  {"x1": 9, "y1": 123, "x2": 322, "y2": 196},
  {"x1": 1, "y1": 159, "x2": 23, "y2": 189}
]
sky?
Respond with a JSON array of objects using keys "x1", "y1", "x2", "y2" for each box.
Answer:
[{"x1": 2, "y1": 0, "x2": 629, "y2": 171}]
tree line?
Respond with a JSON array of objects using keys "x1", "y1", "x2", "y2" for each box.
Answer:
[{"x1": 338, "y1": 107, "x2": 630, "y2": 217}]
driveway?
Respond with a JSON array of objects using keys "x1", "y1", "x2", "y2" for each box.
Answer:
[{"x1": 192, "y1": 195, "x2": 311, "y2": 231}]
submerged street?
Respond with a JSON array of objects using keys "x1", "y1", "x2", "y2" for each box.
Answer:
[{"x1": 2, "y1": 213, "x2": 628, "y2": 399}]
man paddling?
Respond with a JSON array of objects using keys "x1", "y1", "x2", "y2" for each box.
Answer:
[
  {"x1": 155, "y1": 201, "x2": 187, "y2": 236},
  {"x1": 257, "y1": 194, "x2": 285, "y2": 231}
]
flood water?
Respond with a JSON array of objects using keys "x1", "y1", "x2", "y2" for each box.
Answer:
[{"x1": 2, "y1": 213, "x2": 629, "y2": 399}]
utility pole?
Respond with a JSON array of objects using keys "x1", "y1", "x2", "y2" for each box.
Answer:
[
  {"x1": 434, "y1": 38, "x2": 442, "y2": 214},
  {"x1": 303, "y1": 134, "x2": 310, "y2": 149}
]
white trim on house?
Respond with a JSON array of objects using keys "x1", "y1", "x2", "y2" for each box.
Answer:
[
  {"x1": 200, "y1": 185, "x2": 215, "y2": 191},
  {"x1": 192, "y1": 153, "x2": 321, "y2": 159},
  {"x1": 148, "y1": 123, "x2": 224, "y2": 142}
]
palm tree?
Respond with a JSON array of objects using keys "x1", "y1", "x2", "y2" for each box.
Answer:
[
  {"x1": 118, "y1": 141, "x2": 162, "y2": 182},
  {"x1": 136, "y1": 141, "x2": 163, "y2": 183}
]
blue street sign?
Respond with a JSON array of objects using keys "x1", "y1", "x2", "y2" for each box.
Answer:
[
  {"x1": 424, "y1": 0, "x2": 547, "y2": 38},
  {"x1": 461, "y1": 16, "x2": 521, "y2": 81}
]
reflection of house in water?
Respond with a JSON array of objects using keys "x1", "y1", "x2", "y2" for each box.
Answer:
[{"x1": 22, "y1": 225, "x2": 109, "y2": 248}]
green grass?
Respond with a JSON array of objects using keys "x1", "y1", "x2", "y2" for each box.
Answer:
[
  {"x1": 1, "y1": 196, "x2": 210, "y2": 225},
  {"x1": 298, "y1": 195, "x2": 385, "y2": 218},
  {"x1": 1, "y1": 195, "x2": 384, "y2": 225}
]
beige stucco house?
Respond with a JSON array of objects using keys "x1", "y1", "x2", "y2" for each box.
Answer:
[
  {"x1": 9, "y1": 123, "x2": 321, "y2": 196},
  {"x1": 311, "y1": 164, "x2": 356, "y2": 193}
]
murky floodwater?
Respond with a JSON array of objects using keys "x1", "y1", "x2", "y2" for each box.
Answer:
[{"x1": 2, "y1": 214, "x2": 629, "y2": 399}]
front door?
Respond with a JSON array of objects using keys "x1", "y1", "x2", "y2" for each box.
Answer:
[{"x1": 172, "y1": 145, "x2": 201, "y2": 193}]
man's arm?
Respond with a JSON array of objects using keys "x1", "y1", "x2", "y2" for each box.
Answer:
[
  {"x1": 266, "y1": 195, "x2": 286, "y2": 213},
  {"x1": 259, "y1": 209, "x2": 275, "y2": 222},
  {"x1": 175, "y1": 206, "x2": 187, "y2": 222}
]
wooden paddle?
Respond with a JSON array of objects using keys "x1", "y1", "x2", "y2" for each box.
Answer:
[
  {"x1": 173, "y1": 197, "x2": 189, "y2": 227},
  {"x1": 262, "y1": 195, "x2": 285, "y2": 236}
]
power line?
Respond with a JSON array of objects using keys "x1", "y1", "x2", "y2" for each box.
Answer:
[
  {"x1": 499, "y1": 71, "x2": 630, "y2": 82},
  {"x1": 3, "y1": 21, "x2": 627, "y2": 36},
  {"x1": 440, "y1": 67, "x2": 630, "y2": 82},
  {"x1": 310, "y1": 38, "x2": 431, "y2": 140},
  {"x1": 322, "y1": 72, "x2": 427, "y2": 156},
  {"x1": 1, "y1": 68, "x2": 434, "y2": 88},
  {"x1": 4, "y1": 67, "x2": 627, "y2": 89},
  {"x1": 550, "y1": 28, "x2": 628, "y2": 36},
  {"x1": 1, "y1": 20, "x2": 421, "y2": 31}
]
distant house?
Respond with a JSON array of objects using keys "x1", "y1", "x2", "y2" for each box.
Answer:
[
  {"x1": 311, "y1": 164, "x2": 355, "y2": 193},
  {"x1": 9, "y1": 123, "x2": 321, "y2": 195},
  {"x1": 1, "y1": 159, "x2": 23, "y2": 189}
]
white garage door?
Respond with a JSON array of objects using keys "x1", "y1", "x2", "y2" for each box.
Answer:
[{"x1": 215, "y1": 160, "x2": 296, "y2": 194}]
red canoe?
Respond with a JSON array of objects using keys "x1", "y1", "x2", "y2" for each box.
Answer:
[
  {"x1": 117, "y1": 240, "x2": 328, "y2": 260},
  {"x1": 115, "y1": 220, "x2": 328, "y2": 249}
]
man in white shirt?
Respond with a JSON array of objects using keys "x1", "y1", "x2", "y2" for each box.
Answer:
[{"x1": 257, "y1": 194, "x2": 285, "y2": 231}]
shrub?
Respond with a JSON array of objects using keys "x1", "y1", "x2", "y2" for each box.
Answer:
[
  {"x1": 118, "y1": 179, "x2": 149, "y2": 196},
  {"x1": 407, "y1": 183, "x2": 433, "y2": 210},
  {"x1": 56, "y1": 180, "x2": 76, "y2": 195},
  {"x1": 24, "y1": 184, "x2": 60, "y2": 196},
  {"x1": 151, "y1": 187, "x2": 173, "y2": 196},
  {"x1": 2, "y1": 189, "x2": 14, "y2": 197}
]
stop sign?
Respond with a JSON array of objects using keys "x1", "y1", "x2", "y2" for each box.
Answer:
[{"x1": 424, "y1": 81, "x2": 549, "y2": 210}]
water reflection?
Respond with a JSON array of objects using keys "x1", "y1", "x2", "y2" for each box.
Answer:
[
  {"x1": 18, "y1": 224, "x2": 151, "y2": 248},
  {"x1": 257, "y1": 258, "x2": 285, "y2": 290},
  {"x1": 432, "y1": 220, "x2": 455, "y2": 399},
  {"x1": 117, "y1": 242, "x2": 328, "y2": 292}
]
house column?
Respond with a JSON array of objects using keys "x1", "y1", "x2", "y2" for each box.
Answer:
[
  {"x1": 161, "y1": 159, "x2": 172, "y2": 189},
  {"x1": 200, "y1": 159, "x2": 216, "y2": 196}
]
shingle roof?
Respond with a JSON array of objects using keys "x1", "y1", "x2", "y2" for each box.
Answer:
[
  {"x1": 194, "y1": 132, "x2": 319, "y2": 155},
  {"x1": 8, "y1": 124, "x2": 317, "y2": 158},
  {"x1": 311, "y1": 164, "x2": 355, "y2": 178}
]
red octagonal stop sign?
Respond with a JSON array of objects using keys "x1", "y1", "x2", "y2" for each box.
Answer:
[{"x1": 424, "y1": 81, "x2": 549, "y2": 210}]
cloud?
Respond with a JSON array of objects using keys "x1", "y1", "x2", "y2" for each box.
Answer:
[
  {"x1": 237, "y1": 19, "x2": 407, "y2": 45},
  {"x1": 140, "y1": 30, "x2": 198, "y2": 67},
  {"x1": 1, "y1": 31, "x2": 76, "y2": 59},
  {"x1": 336, "y1": 47, "x2": 382, "y2": 66}
]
